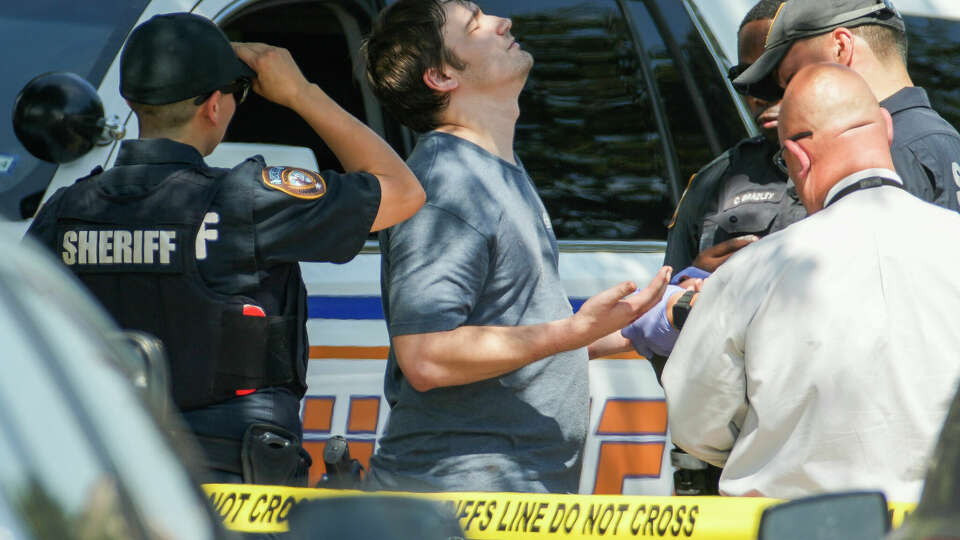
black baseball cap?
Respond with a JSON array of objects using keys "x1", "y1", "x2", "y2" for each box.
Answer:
[
  {"x1": 733, "y1": 0, "x2": 905, "y2": 101},
  {"x1": 120, "y1": 12, "x2": 255, "y2": 105}
]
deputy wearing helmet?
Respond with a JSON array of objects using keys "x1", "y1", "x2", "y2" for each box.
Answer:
[{"x1": 26, "y1": 12, "x2": 424, "y2": 485}]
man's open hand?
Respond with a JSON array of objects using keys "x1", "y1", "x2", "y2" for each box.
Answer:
[{"x1": 570, "y1": 266, "x2": 671, "y2": 345}]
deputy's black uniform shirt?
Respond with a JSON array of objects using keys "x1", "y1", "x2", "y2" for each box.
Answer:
[
  {"x1": 664, "y1": 136, "x2": 807, "y2": 270},
  {"x1": 883, "y1": 86, "x2": 960, "y2": 212},
  {"x1": 28, "y1": 138, "x2": 381, "y2": 436}
]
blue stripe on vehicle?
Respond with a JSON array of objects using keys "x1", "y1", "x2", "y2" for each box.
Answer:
[
  {"x1": 308, "y1": 296, "x2": 384, "y2": 320},
  {"x1": 308, "y1": 296, "x2": 589, "y2": 320}
]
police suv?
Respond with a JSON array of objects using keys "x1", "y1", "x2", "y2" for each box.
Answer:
[{"x1": 3, "y1": 0, "x2": 960, "y2": 496}]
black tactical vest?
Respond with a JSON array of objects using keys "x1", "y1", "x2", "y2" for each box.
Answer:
[{"x1": 54, "y1": 163, "x2": 296, "y2": 410}]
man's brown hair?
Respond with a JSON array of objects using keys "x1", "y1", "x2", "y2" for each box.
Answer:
[{"x1": 363, "y1": 0, "x2": 468, "y2": 133}]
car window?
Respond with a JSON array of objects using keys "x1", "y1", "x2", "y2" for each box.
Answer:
[
  {"x1": 479, "y1": 0, "x2": 675, "y2": 240},
  {"x1": 905, "y1": 15, "x2": 960, "y2": 130},
  {"x1": 1, "y1": 240, "x2": 218, "y2": 540},
  {"x1": 627, "y1": 0, "x2": 748, "y2": 184},
  {"x1": 0, "y1": 1, "x2": 149, "y2": 220}
]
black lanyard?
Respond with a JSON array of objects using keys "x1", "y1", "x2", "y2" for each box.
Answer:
[{"x1": 824, "y1": 177, "x2": 903, "y2": 208}]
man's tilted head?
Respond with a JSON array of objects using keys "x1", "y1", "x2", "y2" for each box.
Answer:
[
  {"x1": 363, "y1": 0, "x2": 532, "y2": 133},
  {"x1": 363, "y1": 0, "x2": 469, "y2": 133}
]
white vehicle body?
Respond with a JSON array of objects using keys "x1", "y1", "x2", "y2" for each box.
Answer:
[{"x1": 11, "y1": 0, "x2": 960, "y2": 495}]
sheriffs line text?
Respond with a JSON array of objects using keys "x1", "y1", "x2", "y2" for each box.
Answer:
[{"x1": 61, "y1": 229, "x2": 177, "y2": 265}]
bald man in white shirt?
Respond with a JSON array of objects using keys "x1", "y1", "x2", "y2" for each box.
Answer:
[{"x1": 663, "y1": 63, "x2": 960, "y2": 502}]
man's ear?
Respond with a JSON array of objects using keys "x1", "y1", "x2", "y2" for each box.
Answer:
[
  {"x1": 784, "y1": 138, "x2": 811, "y2": 181},
  {"x1": 423, "y1": 66, "x2": 459, "y2": 93},
  {"x1": 197, "y1": 92, "x2": 220, "y2": 125},
  {"x1": 881, "y1": 107, "x2": 894, "y2": 146},
  {"x1": 832, "y1": 27, "x2": 855, "y2": 66}
]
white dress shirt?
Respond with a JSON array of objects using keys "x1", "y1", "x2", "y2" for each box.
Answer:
[{"x1": 663, "y1": 169, "x2": 960, "y2": 502}]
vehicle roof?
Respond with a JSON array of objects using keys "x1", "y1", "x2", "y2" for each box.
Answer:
[{"x1": 690, "y1": 0, "x2": 960, "y2": 65}]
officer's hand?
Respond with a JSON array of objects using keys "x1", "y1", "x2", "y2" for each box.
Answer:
[
  {"x1": 692, "y1": 235, "x2": 758, "y2": 272},
  {"x1": 620, "y1": 284, "x2": 682, "y2": 358},
  {"x1": 232, "y1": 42, "x2": 312, "y2": 109},
  {"x1": 570, "y1": 266, "x2": 671, "y2": 343}
]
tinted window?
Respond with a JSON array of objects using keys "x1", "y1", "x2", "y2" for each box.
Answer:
[
  {"x1": 481, "y1": 0, "x2": 673, "y2": 240},
  {"x1": 905, "y1": 15, "x2": 960, "y2": 131},
  {"x1": 629, "y1": 0, "x2": 747, "y2": 181},
  {"x1": 0, "y1": 1, "x2": 149, "y2": 219}
]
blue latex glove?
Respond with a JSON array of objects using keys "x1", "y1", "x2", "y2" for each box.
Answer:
[
  {"x1": 620, "y1": 284, "x2": 684, "y2": 358},
  {"x1": 671, "y1": 266, "x2": 711, "y2": 285}
]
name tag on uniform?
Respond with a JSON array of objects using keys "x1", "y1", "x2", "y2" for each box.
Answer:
[
  {"x1": 727, "y1": 189, "x2": 778, "y2": 208},
  {"x1": 58, "y1": 227, "x2": 183, "y2": 272}
]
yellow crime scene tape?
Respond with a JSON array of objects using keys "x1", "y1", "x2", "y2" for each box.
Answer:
[{"x1": 202, "y1": 484, "x2": 915, "y2": 538}]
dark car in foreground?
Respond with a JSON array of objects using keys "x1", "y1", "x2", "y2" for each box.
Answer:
[{"x1": 0, "y1": 226, "x2": 227, "y2": 539}]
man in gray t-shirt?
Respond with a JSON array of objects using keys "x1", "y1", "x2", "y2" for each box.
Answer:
[{"x1": 362, "y1": 0, "x2": 670, "y2": 492}]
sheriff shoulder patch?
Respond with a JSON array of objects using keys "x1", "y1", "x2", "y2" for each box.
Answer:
[{"x1": 261, "y1": 167, "x2": 327, "y2": 199}]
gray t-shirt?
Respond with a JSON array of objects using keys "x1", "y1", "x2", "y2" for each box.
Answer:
[{"x1": 367, "y1": 132, "x2": 589, "y2": 493}]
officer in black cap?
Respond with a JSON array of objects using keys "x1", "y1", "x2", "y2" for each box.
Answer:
[
  {"x1": 733, "y1": 0, "x2": 960, "y2": 212},
  {"x1": 26, "y1": 12, "x2": 425, "y2": 485},
  {"x1": 665, "y1": 0, "x2": 806, "y2": 274}
]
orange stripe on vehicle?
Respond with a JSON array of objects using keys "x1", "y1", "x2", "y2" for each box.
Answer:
[
  {"x1": 349, "y1": 441, "x2": 375, "y2": 472},
  {"x1": 302, "y1": 441, "x2": 327, "y2": 486},
  {"x1": 302, "y1": 397, "x2": 335, "y2": 432},
  {"x1": 592, "y1": 441, "x2": 665, "y2": 494},
  {"x1": 347, "y1": 397, "x2": 381, "y2": 433},
  {"x1": 310, "y1": 346, "x2": 390, "y2": 359},
  {"x1": 598, "y1": 351, "x2": 643, "y2": 359},
  {"x1": 596, "y1": 399, "x2": 667, "y2": 435}
]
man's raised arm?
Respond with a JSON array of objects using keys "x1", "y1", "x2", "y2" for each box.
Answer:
[{"x1": 394, "y1": 268, "x2": 672, "y2": 391}]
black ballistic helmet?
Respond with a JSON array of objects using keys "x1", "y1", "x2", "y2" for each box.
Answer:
[{"x1": 120, "y1": 12, "x2": 255, "y2": 105}]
